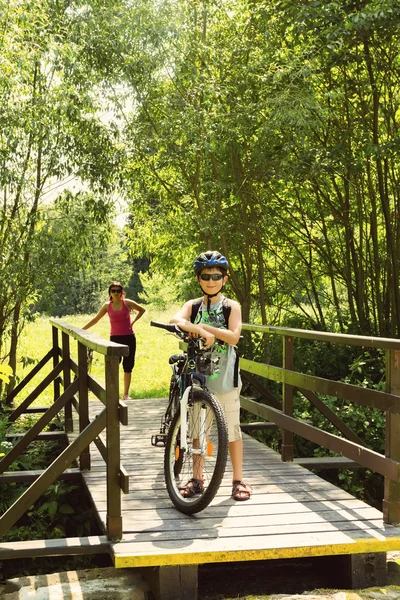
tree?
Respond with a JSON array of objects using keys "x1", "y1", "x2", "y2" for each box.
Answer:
[
  {"x1": 117, "y1": 0, "x2": 400, "y2": 335},
  {"x1": 0, "y1": 0, "x2": 126, "y2": 398}
]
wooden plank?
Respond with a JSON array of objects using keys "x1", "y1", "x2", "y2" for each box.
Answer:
[
  {"x1": 7, "y1": 361, "x2": 64, "y2": 422},
  {"x1": 5, "y1": 431, "x2": 67, "y2": 441},
  {"x1": 0, "y1": 379, "x2": 79, "y2": 473},
  {"x1": 0, "y1": 536, "x2": 110, "y2": 560},
  {"x1": 240, "y1": 422, "x2": 278, "y2": 431},
  {"x1": 298, "y1": 387, "x2": 365, "y2": 446},
  {"x1": 102, "y1": 500, "x2": 385, "y2": 522},
  {"x1": 114, "y1": 519, "x2": 396, "y2": 544},
  {"x1": 240, "y1": 395, "x2": 400, "y2": 480},
  {"x1": 294, "y1": 457, "x2": 363, "y2": 469},
  {"x1": 240, "y1": 371, "x2": 281, "y2": 409},
  {"x1": 105, "y1": 354, "x2": 123, "y2": 539},
  {"x1": 241, "y1": 323, "x2": 400, "y2": 351},
  {"x1": 0, "y1": 468, "x2": 81, "y2": 484},
  {"x1": 112, "y1": 529, "x2": 400, "y2": 568},
  {"x1": 51, "y1": 318, "x2": 129, "y2": 357},
  {"x1": 65, "y1": 397, "x2": 400, "y2": 571},
  {"x1": 0, "y1": 409, "x2": 107, "y2": 538},
  {"x1": 4, "y1": 349, "x2": 53, "y2": 406},
  {"x1": 104, "y1": 511, "x2": 387, "y2": 535},
  {"x1": 96, "y1": 503, "x2": 385, "y2": 526},
  {"x1": 240, "y1": 358, "x2": 400, "y2": 411}
]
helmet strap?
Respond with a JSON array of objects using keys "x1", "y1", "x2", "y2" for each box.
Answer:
[{"x1": 198, "y1": 283, "x2": 225, "y2": 313}]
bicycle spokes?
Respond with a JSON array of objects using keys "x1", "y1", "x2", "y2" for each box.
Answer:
[{"x1": 164, "y1": 388, "x2": 228, "y2": 514}]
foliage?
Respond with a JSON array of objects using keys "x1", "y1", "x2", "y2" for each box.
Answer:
[
  {"x1": 1, "y1": 479, "x2": 98, "y2": 542},
  {"x1": 0, "y1": 0, "x2": 126, "y2": 398},
  {"x1": 12, "y1": 308, "x2": 180, "y2": 406},
  {"x1": 138, "y1": 271, "x2": 180, "y2": 310},
  {"x1": 78, "y1": 0, "x2": 400, "y2": 337},
  {"x1": 0, "y1": 365, "x2": 13, "y2": 385},
  {"x1": 35, "y1": 223, "x2": 132, "y2": 317},
  {"x1": 241, "y1": 336, "x2": 387, "y2": 506}
]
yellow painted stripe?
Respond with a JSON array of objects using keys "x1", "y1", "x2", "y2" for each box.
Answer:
[{"x1": 112, "y1": 537, "x2": 400, "y2": 568}]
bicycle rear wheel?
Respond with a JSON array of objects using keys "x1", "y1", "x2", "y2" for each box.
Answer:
[{"x1": 164, "y1": 386, "x2": 228, "y2": 514}]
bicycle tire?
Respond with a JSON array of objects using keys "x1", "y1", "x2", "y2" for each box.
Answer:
[
  {"x1": 164, "y1": 386, "x2": 228, "y2": 514},
  {"x1": 165, "y1": 377, "x2": 180, "y2": 427}
]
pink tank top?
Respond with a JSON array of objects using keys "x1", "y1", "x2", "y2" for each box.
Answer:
[{"x1": 108, "y1": 300, "x2": 134, "y2": 336}]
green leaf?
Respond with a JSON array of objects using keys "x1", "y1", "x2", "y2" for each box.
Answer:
[
  {"x1": 47, "y1": 501, "x2": 58, "y2": 519},
  {"x1": 58, "y1": 503, "x2": 75, "y2": 514}
]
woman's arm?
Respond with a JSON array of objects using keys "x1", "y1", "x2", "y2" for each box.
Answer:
[
  {"x1": 125, "y1": 299, "x2": 146, "y2": 326},
  {"x1": 82, "y1": 303, "x2": 108, "y2": 330}
]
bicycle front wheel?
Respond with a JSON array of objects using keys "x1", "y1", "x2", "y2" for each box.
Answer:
[{"x1": 164, "y1": 387, "x2": 228, "y2": 514}]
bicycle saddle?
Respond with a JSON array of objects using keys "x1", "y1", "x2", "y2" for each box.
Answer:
[{"x1": 169, "y1": 354, "x2": 186, "y2": 365}]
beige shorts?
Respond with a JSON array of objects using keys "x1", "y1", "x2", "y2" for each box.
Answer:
[
  {"x1": 190, "y1": 387, "x2": 242, "y2": 443},
  {"x1": 213, "y1": 386, "x2": 242, "y2": 443}
]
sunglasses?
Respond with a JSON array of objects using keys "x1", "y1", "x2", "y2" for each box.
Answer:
[
  {"x1": 110, "y1": 289, "x2": 122, "y2": 293},
  {"x1": 199, "y1": 273, "x2": 225, "y2": 281}
]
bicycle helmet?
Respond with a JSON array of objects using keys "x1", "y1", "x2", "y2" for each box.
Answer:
[
  {"x1": 193, "y1": 251, "x2": 229, "y2": 274},
  {"x1": 193, "y1": 251, "x2": 229, "y2": 312}
]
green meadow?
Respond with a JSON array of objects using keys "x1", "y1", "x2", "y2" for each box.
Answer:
[{"x1": 15, "y1": 306, "x2": 181, "y2": 406}]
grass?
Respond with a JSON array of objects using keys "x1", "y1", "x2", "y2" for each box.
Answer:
[{"x1": 13, "y1": 305, "x2": 181, "y2": 407}]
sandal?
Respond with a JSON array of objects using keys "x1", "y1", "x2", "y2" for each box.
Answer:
[
  {"x1": 232, "y1": 480, "x2": 252, "y2": 501},
  {"x1": 179, "y1": 478, "x2": 204, "y2": 498}
]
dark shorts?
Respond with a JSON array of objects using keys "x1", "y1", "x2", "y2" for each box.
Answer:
[{"x1": 110, "y1": 334, "x2": 136, "y2": 373}]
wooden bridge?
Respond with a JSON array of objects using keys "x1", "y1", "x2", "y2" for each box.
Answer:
[{"x1": 1, "y1": 319, "x2": 400, "y2": 599}]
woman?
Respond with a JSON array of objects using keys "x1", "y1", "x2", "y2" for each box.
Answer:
[{"x1": 83, "y1": 282, "x2": 145, "y2": 400}]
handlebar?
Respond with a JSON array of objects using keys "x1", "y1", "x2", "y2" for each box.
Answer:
[
  {"x1": 150, "y1": 321, "x2": 181, "y2": 334},
  {"x1": 150, "y1": 321, "x2": 206, "y2": 350}
]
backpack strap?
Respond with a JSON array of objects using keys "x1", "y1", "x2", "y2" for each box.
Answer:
[
  {"x1": 191, "y1": 297, "x2": 232, "y2": 324},
  {"x1": 190, "y1": 298, "x2": 203, "y2": 324},
  {"x1": 221, "y1": 298, "x2": 239, "y2": 387}
]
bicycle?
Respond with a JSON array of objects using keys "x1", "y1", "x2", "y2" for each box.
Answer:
[{"x1": 150, "y1": 321, "x2": 229, "y2": 514}]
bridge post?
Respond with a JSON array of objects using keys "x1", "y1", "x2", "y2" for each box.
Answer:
[
  {"x1": 52, "y1": 325, "x2": 60, "y2": 403},
  {"x1": 281, "y1": 335, "x2": 294, "y2": 462},
  {"x1": 345, "y1": 552, "x2": 387, "y2": 588},
  {"x1": 78, "y1": 341, "x2": 91, "y2": 470},
  {"x1": 383, "y1": 348, "x2": 400, "y2": 524},
  {"x1": 141, "y1": 565, "x2": 198, "y2": 600},
  {"x1": 105, "y1": 355, "x2": 123, "y2": 540},
  {"x1": 62, "y1": 331, "x2": 73, "y2": 433}
]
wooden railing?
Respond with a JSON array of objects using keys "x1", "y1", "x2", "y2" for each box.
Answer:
[
  {"x1": 0, "y1": 318, "x2": 129, "y2": 546},
  {"x1": 2, "y1": 316, "x2": 400, "y2": 555},
  {"x1": 239, "y1": 324, "x2": 400, "y2": 524}
]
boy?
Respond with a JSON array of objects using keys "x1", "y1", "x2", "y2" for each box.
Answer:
[{"x1": 169, "y1": 250, "x2": 251, "y2": 501}]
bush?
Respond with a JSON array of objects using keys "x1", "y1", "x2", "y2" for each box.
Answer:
[{"x1": 138, "y1": 271, "x2": 180, "y2": 309}]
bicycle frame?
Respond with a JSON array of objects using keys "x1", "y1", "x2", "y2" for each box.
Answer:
[
  {"x1": 179, "y1": 339, "x2": 206, "y2": 451},
  {"x1": 150, "y1": 321, "x2": 206, "y2": 447}
]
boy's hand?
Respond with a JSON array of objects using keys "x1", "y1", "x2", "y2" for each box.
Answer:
[{"x1": 201, "y1": 330, "x2": 215, "y2": 349}]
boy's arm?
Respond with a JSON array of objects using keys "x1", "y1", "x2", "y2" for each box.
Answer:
[
  {"x1": 169, "y1": 301, "x2": 215, "y2": 349},
  {"x1": 201, "y1": 300, "x2": 242, "y2": 346},
  {"x1": 82, "y1": 304, "x2": 108, "y2": 330}
]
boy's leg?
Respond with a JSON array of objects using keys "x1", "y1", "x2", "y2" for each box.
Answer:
[
  {"x1": 215, "y1": 388, "x2": 251, "y2": 500},
  {"x1": 229, "y1": 438, "x2": 243, "y2": 482}
]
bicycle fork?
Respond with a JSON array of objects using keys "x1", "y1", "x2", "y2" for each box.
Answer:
[{"x1": 179, "y1": 386, "x2": 208, "y2": 455}]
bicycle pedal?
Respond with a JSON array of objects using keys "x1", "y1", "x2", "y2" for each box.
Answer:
[{"x1": 151, "y1": 434, "x2": 167, "y2": 447}]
